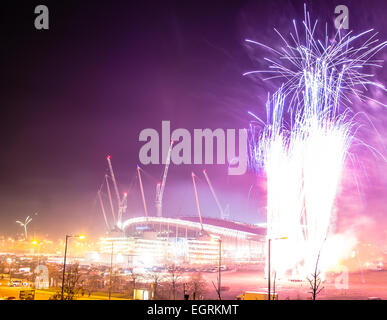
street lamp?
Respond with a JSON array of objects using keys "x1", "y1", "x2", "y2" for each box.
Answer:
[
  {"x1": 210, "y1": 235, "x2": 222, "y2": 300},
  {"x1": 61, "y1": 234, "x2": 85, "y2": 300},
  {"x1": 267, "y1": 236, "x2": 287, "y2": 301},
  {"x1": 108, "y1": 241, "x2": 114, "y2": 300}
]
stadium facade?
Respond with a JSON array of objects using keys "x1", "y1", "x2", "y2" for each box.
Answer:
[{"x1": 98, "y1": 216, "x2": 266, "y2": 267}]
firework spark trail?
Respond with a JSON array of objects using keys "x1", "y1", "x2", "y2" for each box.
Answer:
[
  {"x1": 299, "y1": 67, "x2": 355, "y2": 277},
  {"x1": 247, "y1": 7, "x2": 386, "y2": 278},
  {"x1": 244, "y1": 10, "x2": 387, "y2": 109}
]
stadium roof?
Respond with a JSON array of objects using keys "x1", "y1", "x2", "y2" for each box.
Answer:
[{"x1": 179, "y1": 216, "x2": 266, "y2": 236}]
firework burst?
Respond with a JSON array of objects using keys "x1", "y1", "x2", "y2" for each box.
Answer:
[
  {"x1": 245, "y1": 5, "x2": 387, "y2": 109},
  {"x1": 248, "y1": 6, "x2": 386, "y2": 279}
]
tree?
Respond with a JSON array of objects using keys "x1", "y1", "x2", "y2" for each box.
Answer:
[
  {"x1": 166, "y1": 264, "x2": 182, "y2": 300},
  {"x1": 50, "y1": 263, "x2": 82, "y2": 300},
  {"x1": 307, "y1": 251, "x2": 324, "y2": 300},
  {"x1": 187, "y1": 272, "x2": 207, "y2": 300},
  {"x1": 47, "y1": 264, "x2": 61, "y2": 288},
  {"x1": 128, "y1": 268, "x2": 142, "y2": 298},
  {"x1": 147, "y1": 271, "x2": 164, "y2": 300},
  {"x1": 85, "y1": 272, "x2": 101, "y2": 297},
  {"x1": 110, "y1": 270, "x2": 122, "y2": 293}
]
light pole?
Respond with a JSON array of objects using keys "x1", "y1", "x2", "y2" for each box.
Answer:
[
  {"x1": 210, "y1": 235, "x2": 222, "y2": 300},
  {"x1": 183, "y1": 282, "x2": 188, "y2": 300},
  {"x1": 267, "y1": 236, "x2": 287, "y2": 300},
  {"x1": 218, "y1": 238, "x2": 222, "y2": 300},
  {"x1": 61, "y1": 234, "x2": 85, "y2": 300},
  {"x1": 108, "y1": 241, "x2": 114, "y2": 300}
]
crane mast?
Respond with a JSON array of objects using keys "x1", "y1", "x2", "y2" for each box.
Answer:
[
  {"x1": 117, "y1": 192, "x2": 127, "y2": 227},
  {"x1": 137, "y1": 165, "x2": 149, "y2": 220},
  {"x1": 97, "y1": 189, "x2": 110, "y2": 231},
  {"x1": 107, "y1": 155, "x2": 121, "y2": 209},
  {"x1": 155, "y1": 140, "x2": 174, "y2": 217},
  {"x1": 192, "y1": 172, "x2": 204, "y2": 232},
  {"x1": 105, "y1": 174, "x2": 116, "y2": 225},
  {"x1": 106, "y1": 155, "x2": 126, "y2": 227},
  {"x1": 203, "y1": 169, "x2": 226, "y2": 220}
]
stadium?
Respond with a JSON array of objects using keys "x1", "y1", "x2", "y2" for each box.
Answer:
[
  {"x1": 94, "y1": 155, "x2": 267, "y2": 268},
  {"x1": 98, "y1": 216, "x2": 266, "y2": 267}
]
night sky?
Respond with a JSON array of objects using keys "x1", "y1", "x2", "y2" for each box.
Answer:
[{"x1": 0, "y1": 0, "x2": 386, "y2": 242}]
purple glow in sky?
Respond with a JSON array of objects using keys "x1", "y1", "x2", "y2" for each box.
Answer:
[{"x1": 0, "y1": 0, "x2": 386, "y2": 245}]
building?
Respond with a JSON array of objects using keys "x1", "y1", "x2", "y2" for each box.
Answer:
[{"x1": 98, "y1": 216, "x2": 266, "y2": 267}]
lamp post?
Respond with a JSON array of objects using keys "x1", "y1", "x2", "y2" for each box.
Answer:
[
  {"x1": 183, "y1": 282, "x2": 188, "y2": 300},
  {"x1": 61, "y1": 234, "x2": 85, "y2": 300},
  {"x1": 210, "y1": 235, "x2": 222, "y2": 300},
  {"x1": 108, "y1": 241, "x2": 114, "y2": 300},
  {"x1": 267, "y1": 236, "x2": 287, "y2": 301},
  {"x1": 218, "y1": 238, "x2": 222, "y2": 300}
]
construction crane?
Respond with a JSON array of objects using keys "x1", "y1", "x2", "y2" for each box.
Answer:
[
  {"x1": 117, "y1": 192, "x2": 127, "y2": 228},
  {"x1": 105, "y1": 174, "x2": 116, "y2": 225},
  {"x1": 107, "y1": 155, "x2": 121, "y2": 206},
  {"x1": 97, "y1": 188, "x2": 110, "y2": 231},
  {"x1": 137, "y1": 165, "x2": 149, "y2": 220},
  {"x1": 191, "y1": 172, "x2": 204, "y2": 233},
  {"x1": 203, "y1": 169, "x2": 228, "y2": 220},
  {"x1": 106, "y1": 155, "x2": 127, "y2": 227},
  {"x1": 155, "y1": 140, "x2": 174, "y2": 217}
]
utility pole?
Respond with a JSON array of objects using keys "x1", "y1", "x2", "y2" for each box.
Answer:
[
  {"x1": 211, "y1": 236, "x2": 222, "y2": 300},
  {"x1": 268, "y1": 238, "x2": 271, "y2": 301},
  {"x1": 183, "y1": 282, "x2": 189, "y2": 300},
  {"x1": 267, "y1": 236, "x2": 287, "y2": 300},
  {"x1": 61, "y1": 235, "x2": 70, "y2": 300},
  {"x1": 109, "y1": 241, "x2": 114, "y2": 300},
  {"x1": 61, "y1": 234, "x2": 85, "y2": 300},
  {"x1": 218, "y1": 238, "x2": 222, "y2": 300}
]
